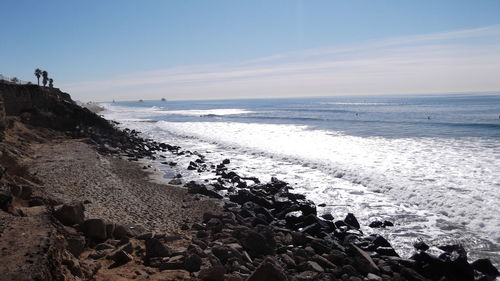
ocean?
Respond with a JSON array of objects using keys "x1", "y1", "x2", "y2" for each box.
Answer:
[{"x1": 101, "y1": 93, "x2": 500, "y2": 264}]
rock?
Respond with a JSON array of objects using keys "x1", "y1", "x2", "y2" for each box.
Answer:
[
  {"x1": 19, "y1": 185, "x2": 32, "y2": 200},
  {"x1": 369, "y1": 221, "x2": 384, "y2": 228},
  {"x1": 413, "y1": 241, "x2": 429, "y2": 251},
  {"x1": 187, "y1": 161, "x2": 198, "y2": 170},
  {"x1": 66, "y1": 235, "x2": 86, "y2": 258},
  {"x1": 375, "y1": 247, "x2": 399, "y2": 257},
  {"x1": 321, "y1": 213, "x2": 334, "y2": 221},
  {"x1": 383, "y1": 220, "x2": 394, "y2": 227},
  {"x1": 109, "y1": 250, "x2": 133, "y2": 266},
  {"x1": 198, "y1": 265, "x2": 226, "y2": 281},
  {"x1": 222, "y1": 159, "x2": 230, "y2": 164},
  {"x1": 471, "y1": 259, "x2": 499, "y2": 277},
  {"x1": 247, "y1": 258, "x2": 288, "y2": 281},
  {"x1": 350, "y1": 244, "x2": 379, "y2": 274},
  {"x1": 95, "y1": 243, "x2": 114, "y2": 250},
  {"x1": 168, "y1": 178, "x2": 182, "y2": 185},
  {"x1": 312, "y1": 255, "x2": 337, "y2": 269},
  {"x1": 186, "y1": 181, "x2": 223, "y2": 199},
  {"x1": 206, "y1": 218, "x2": 223, "y2": 233},
  {"x1": 145, "y1": 238, "x2": 171, "y2": 258},
  {"x1": 344, "y1": 213, "x2": 360, "y2": 229},
  {"x1": 306, "y1": 261, "x2": 325, "y2": 273},
  {"x1": 0, "y1": 165, "x2": 4, "y2": 179},
  {"x1": 159, "y1": 255, "x2": 184, "y2": 270},
  {"x1": 112, "y1": 224, "x2": 130, "y2": 239},
  {"x1": 0, "y1": 192, "x2": 12, "y2": 211},
  {"x1": 240, "y1": 229, "x2": 275, "y2": 257},
  {"x1": 372, "y1": 235, "x2": 392, "y2": 248},
  {"x1": 105, "y1": 223, "x2": 115, "y2": 239},
  {"x1": 83, "y1": 219, "x2": 107, "y2": 241},
  {"x1": 183, "y1": 254, "x2": 202, "y2": 272},
  {"x1": 54, "y1": 203, "x2": 85, "y2": 226},
  {"x1": 366, "y1": 274, "x2": 382, "y2": 281}
]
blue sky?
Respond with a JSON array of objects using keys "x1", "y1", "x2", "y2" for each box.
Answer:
[{"x1": 1, "y1": 0, "x2": 500, "y2": 101}]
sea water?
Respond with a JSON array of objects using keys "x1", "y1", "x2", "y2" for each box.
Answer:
[{"x1": 101, "y1": 94, "x2": 500, "y2": 264}]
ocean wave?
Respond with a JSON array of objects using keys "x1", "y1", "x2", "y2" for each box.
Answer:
[
  {"x1": 155, "y1": 120, "x2": 500, "y2": 245},
  {"x1": 318, "y1": 102, "x2": 394, "y2": 106}
]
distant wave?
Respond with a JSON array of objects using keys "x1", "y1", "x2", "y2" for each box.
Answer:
[
  {"x1": 158, "y1": 109, "x2": 255, "y2": 116},
  {"x1": 318, "y1": 102, "x2": 394, "y2": 106}
]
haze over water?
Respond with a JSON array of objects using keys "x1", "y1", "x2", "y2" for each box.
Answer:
[{"x1": 102, "y1": 93, "x2": 500, "y2": 265}]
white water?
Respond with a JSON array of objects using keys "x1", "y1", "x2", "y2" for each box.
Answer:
[{"x1": 102, "y1": 104, "x2": 500, "y2": 263}]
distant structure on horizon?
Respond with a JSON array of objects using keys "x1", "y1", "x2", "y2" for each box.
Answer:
[
  {"x1": 161, "y1": 98, "x2": 166, "y2": 101},
  {"x1": 139, "y1": 99, "x2": 143, "y2": 102}
]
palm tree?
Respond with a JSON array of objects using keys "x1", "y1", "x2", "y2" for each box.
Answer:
[
  {"x1": 48, "y1": 78, "x2": 54, "y2": 88},
  {"x1": 42, "y1": 70, "x2": 48, "y2": 87},
  {"x1": 34, "y1": 68, "x2": 42, "y2": 85}
]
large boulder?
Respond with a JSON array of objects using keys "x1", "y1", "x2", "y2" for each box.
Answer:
[
  {"x1": 54, "y1": 203, "x2": 85, "y2": 226},
  {"x1": 145, "y1": 238, "x2": 171, "y2": 258},
  {"x1": 82, "y1": 219, "x2": 107, "y2": 242},
  {"x1": 239, "y1": 229, "x2": 276, "y2": 257},
  {"x1": 471, "y1": 259, "x2": 499, "y2": 277},
  {"x1": 198, "y1": 265, "x2": 226, "y2": 281},
  {"x1": 247, "y1": 258, "x2": 288, "y2": 281}
]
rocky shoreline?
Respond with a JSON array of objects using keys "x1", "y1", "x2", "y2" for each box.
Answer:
[
  {"x1": 0, "y1": 83, "x2": 499, "y2": 280},
  {"x1": 95, "y1": 121, "x2": 499, "y2": 281}
]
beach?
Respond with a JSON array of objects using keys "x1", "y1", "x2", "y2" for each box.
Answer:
[{"x1": 1, "y1": 84, "x2": 499, "y2": 280}]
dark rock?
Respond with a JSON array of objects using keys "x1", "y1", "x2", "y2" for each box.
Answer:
[
  {"x1": 321, "y1": 213, "x2": 334, "y2": 221},
  {"x1": 312, "y1": 255, "x2": 337, "y2": 269},
  {"x1": 112, "y1": 224, "x2": 130, "y2": 239},
  {"x1": 183, "y1": 254, "x2": 202, "y2": 272},
  {"x1": 159, "y1": 255, "x2": 184, "y2": 270},
  {"x1": 350, "y1": 244, "x2": 379, "y2": 274},
  {"x1": 95, "y1": 243, "x2": 114, "y2": 250},
  {"x1": 306, "y1": 261, "x2": 325, "y2": 272},
  {"x1": 187, "y1": 161, "x2": 198, "y2": 170},
  {"x1": 198, "y1": 265, "x2": 226, "y2": 281},
  {"x1": 0, "y1": 192, "x2": 12, "y2": 211},
  {"x1": 375, "y1": 247, "x2": 399, "y2": 257},
  {"x1": 471, "y1": 259, "x2": 499, "y2": 277},
  {"x1": 168, "y1": 178, "x2": 182, "y2": 185},
  {"x1": 383, "y1": 220, "x2": 394, "y2": 227},
  {"x1": 372, "y1": 235, "x2": 392, "y2": 248},
  {"x1": 206, "y1": 218, "x2": 223, "y2": 233},
  {"x1": 105, "y1": 223, "x2": 115, "y2": 239},
  {"x1": 66, "y1": 235, "x2": 86, "y2": 258},
  {"x1": 239, "y1": 229, "x2": 275, "y2": 257},
  {"x1": 369, "y1": 221, "x2": 384, "y2": 228},
  {"x1": 54, "y1": 202, "x2": 85, "y2": 226},
  {"x1": 186, "y1": 181, "x2": 223, "y2": 199},
  {"x1": 413, "y1": 241, "x2": 429, "y2": 251},
  {"x1": 222, "y1": 159, "x2": 230, "y2": 164},
  {"x1": 145, "y1": 238, "x2": 171, "y2": 258},
  {"x1": 109, "y1": 250, "x2": 133, "y2": 267},
  {"x1": 366, "y1": 273, "x2": 383, "y2": 281},
  {"x1": 247, "y1": 257, "x2": 288, "y2": 281},
  {"x1": 83, "y1": 219, "x2": 107, "y2": 242},
  {"x1": 344, "y1": 213, "x2": 360, "y2": 229}
]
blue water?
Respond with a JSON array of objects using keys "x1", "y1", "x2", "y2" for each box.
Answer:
[
  {"x1": 102, "y1": 93, "x2": 500, "y2": 265},
  {"x1": 112, "y1": 94, "x2": 500, "y2": 138}
]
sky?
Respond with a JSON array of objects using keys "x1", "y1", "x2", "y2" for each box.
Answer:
[{"x1": 1, "y1": 0, "x2": 500, "y2": 101}]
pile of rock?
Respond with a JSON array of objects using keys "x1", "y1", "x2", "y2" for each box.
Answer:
[{"x1": 182, "y1": 177, "x2": 499, "y2": 281}]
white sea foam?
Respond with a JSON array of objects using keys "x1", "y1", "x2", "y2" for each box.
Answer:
[
  {"x1": 157, "y1": 109, "x2": 255, "y2": 116},
  {"x1": 101, "y1": 104, "x2": 500, "y2": 262},
  {"x1": 154, "y1": 121, "x2": 500, "y2": 243}
]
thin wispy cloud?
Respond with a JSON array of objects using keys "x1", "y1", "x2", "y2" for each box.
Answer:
[{"x1": 63, "y1": 25, "x2": 500, "y2": 101}]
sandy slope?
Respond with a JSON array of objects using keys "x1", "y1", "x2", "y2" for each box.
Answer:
[{"x1": 26, "y1": 139, "x2": 222, "y2": 235}]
